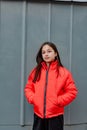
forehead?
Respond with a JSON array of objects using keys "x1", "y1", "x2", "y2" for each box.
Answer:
[{"x1": 42, "y1": 45, "x2": 53, "y2": 51}]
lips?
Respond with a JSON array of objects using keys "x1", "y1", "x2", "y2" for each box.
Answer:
[{"x1": 45, "y1": 57, "x2": 50, "y2": 59}]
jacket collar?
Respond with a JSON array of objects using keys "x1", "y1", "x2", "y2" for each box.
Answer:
[{"x1": 41, "y1": 60, "x2": 59, "y2": 70}]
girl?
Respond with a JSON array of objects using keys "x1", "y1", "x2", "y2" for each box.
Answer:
[{"x1": 24, "y1": 42, "x2": 78, "y2": 130}]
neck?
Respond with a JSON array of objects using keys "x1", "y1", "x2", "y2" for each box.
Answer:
[{"x1": 46, "y1": 63, "x2": 50, "y2": 67}]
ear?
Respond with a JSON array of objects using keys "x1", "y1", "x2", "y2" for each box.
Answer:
[{"x1": 55, "y1": 52, "x2": 57, "y2": 57}]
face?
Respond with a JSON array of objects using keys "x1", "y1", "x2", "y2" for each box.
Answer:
[{"x1": 42, "y1": 45, "x2": 57, "y2": 65}]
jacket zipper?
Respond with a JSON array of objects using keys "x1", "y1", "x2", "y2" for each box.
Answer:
[{"x1": 43, "y1": 68, "x2": 49, "y2": 118}]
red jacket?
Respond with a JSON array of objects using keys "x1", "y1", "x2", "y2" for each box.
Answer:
[{"x1": 24, "y1": 61, "x2": 78, "y2": 118}]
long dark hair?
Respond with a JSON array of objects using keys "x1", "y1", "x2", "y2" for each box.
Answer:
[{"x1": 33, "y1": 42, "x2": 63, "y2": 83}]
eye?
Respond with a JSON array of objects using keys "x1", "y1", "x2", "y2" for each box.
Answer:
[
  {"x1": 47, "y1": 50, "x2": 52, "y2": 53},
  {"x1": 42, "y1": 51, "x2": 45, "y2": 54}
]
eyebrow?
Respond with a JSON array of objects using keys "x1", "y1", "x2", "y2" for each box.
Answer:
[{"x1": 42, "y1": 48, "x2": 52, "y2": 52}]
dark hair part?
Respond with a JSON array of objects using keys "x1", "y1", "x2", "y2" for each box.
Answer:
[{"x1": 33, "y1": 42, "x2": 63, "y2": 83}]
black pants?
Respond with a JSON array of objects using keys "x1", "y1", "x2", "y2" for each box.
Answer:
[{"x1": 32, "y1": 114, "x2": 64, "y2": 130}]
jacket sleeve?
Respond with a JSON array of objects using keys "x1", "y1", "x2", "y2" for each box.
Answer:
[
  {"x1": 58, "y1": 71, "x2": 78, "y2": 107},
  {"x1": 24, "y1": 69, "x2": 35, "y2": 104}
]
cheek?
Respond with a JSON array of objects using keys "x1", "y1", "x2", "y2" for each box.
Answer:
[
  {"x1": 42, "y1": 54, "x2": 45, "y2": 59},
  {"x1": 53, "y1": 56, "x2": 56, "y2": 60},
  {"x1": 50, "y1": 54, "x2": 56, "y2": 59},
  {"x1": 52, "y1": 55, "x2": 56, "y2": 61}
]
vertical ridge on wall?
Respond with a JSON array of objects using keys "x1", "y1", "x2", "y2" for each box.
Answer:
[
  {"x1": 48, "y1": 3, "x2": 51, "y2": 41},
  {"x1": 69, "y1": 4, "x2": 73, "y2": 71},
  {"x1": 0, "y1": 1, "x2": 1, "y2": 35},
  {"x1": 20, "y1": 0, "x2": 27, "y2": 126},
  {"x1": 67, "y1": 4, "x2": 73, "y2": 125}
]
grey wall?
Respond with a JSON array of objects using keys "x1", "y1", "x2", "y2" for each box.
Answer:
[{"x1": 0, "y1": 1, "x2": 87, "y2": 130}]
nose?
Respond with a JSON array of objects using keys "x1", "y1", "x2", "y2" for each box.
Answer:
[{"x1": 45, "y1": 52, "x2": 48, "y2": 56}]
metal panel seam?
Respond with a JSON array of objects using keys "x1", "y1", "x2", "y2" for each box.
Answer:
[
  {"x1": 20, "y1": 1, "x2": 27, "y2": 126},
  {"x1": 68, "y1": 4, "x2": 73, "y2": 125},
  {"x1": 48, "y1": 3, "x2": 51, "y2": 41}
]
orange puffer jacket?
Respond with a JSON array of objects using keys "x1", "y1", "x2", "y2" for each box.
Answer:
[{"x1": 24, "y1": 61, "x2": 78, "y2": 118}]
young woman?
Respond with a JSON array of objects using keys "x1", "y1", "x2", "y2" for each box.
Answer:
[{"x1": 24, "y1": 42, "x2": 78, "y2": 130}]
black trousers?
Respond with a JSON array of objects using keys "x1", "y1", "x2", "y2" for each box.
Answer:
[{"x1": 32, "y1": 114, "x2": 64, "y2": 130}]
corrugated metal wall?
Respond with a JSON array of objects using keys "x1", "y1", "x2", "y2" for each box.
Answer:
[{"x1": 0, "y1": 1, "x2": 87, "y2": 130}]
